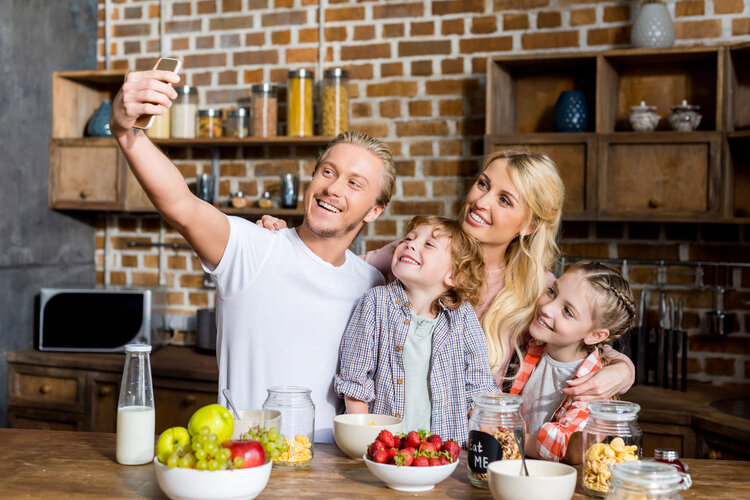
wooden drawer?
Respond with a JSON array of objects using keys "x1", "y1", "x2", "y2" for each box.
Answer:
[
  {"x1": 49, "y1": 140, "x2": 123, "y2": 210},
  {"x1": 7, "y1": 407, "x2": 85, "y2": 431},
  {"x1": 8, "y1": 364, "x2": 86, "y2": 413}
]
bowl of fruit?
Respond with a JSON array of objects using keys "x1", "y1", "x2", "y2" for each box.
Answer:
[
  {"x1": 333, "y1": 413, "x2": 403, "y2": 459},
  {"x1": 362, "y1": 430, "x2": 460, "y2": 492},
  {"x1": 154, "y1": 404, "x2": 287, "y2": 500}
]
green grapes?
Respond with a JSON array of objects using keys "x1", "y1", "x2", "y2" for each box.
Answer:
[{"x1": 241, "y1": 425, "x2": 289, "y2": 460}]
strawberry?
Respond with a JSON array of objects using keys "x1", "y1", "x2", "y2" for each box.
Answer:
[
  {"x1": 393, "y1": 435, "x2": 403, "y2": 449},
  {"x1": 372, "y1": 448, "x2": 389, "y2": 464},
  {"x1": 413, "y1": 454, "x2": 429, "y2": 467},
  {"x1": 418, "y1": 441, "x2": 438, "y2": 457},
  {"x1": 367, "y1": 440, "x2": 386, "y2": 459},
  {"x1": 438, "y1": 451, "x2": 453, "y2": 465},
  {"x1": 426, "y1": 434, "x2": 443, "y2": 450},
  {"x1": 376, "y1": 429, "x2": 397, "y2": 449},
  {"x1": 441, "y1": 440, "x2": 460, "y2": 461},
  {"x1": 403, "y1": 430, "x2": 422, "y2": 450},
  {"x1": 393, "y1": 449, "x2": 414, "y2": 467},
  {"x1": 428, "y1": 457, "x2": 440, "y2": 466},
  {"x1": 386, "y1": 447, "x2": 399, "y2": 463}
]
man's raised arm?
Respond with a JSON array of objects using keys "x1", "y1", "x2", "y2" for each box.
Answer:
[{"x1": 110, "y1": 68, "x2": 229, "y2": 268}]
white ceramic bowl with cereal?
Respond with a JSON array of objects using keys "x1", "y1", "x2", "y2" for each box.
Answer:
[
  {"x1": 487, "y1": 459, "x2": 577, "y2": 500},
  {"x1": 333, "y1": 413, "x2": 403, "y2": 459}
]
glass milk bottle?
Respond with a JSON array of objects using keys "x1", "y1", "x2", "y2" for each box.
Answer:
[{"x1": 116, "y1": 344, "x2": 155, "y2": 465}]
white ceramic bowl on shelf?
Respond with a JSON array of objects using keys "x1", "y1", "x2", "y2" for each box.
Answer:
[
  {"x1": 153, "y1": 458, "x2": 272, "y2": 500},
  {"x1": 332, "y1": 413, "x2": 403, "y2": 459},
  {"x1": 487, "y1": 459, "x2": 577, "y2": 500},
  {"x1": 362, "y1": 455, "x2": 459, "y2": 492}
]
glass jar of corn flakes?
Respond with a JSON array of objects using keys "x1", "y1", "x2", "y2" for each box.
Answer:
[
  {"x1": 467, "y1": 393, "x2": 524, "y2": 489},
  {"x1": 321, "y1": 68, "x2": 349, "y2": 136},
  {"x1": 262, "y1": 386, "x2": 314, "y2": 468},
  {"x1": 583, "y1": 401, "x2": 643, "y2": 497},
  {"x1": 606, "y1": 460, "x2": 691, "y2": 500},
  {"x1": 287, "y1": 69, "x2": 314, "y2": 137}
]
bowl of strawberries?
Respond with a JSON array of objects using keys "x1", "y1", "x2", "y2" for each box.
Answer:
[{"x1": 362, "y1": 430, "x2": 460, "y2": 492}]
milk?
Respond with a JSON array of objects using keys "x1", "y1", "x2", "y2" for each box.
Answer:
[{"x1": 116, "y1": 405, "x2": 155, "y2": 465}]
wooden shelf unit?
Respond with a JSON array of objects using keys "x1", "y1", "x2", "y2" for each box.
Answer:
[{"x1": 485, "y1": 44, "x2": 743, "y2": 222}]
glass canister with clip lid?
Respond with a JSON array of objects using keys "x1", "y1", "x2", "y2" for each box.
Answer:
[
  {"x1": 262, "y1": 386, "x2": 314, "y2": 468},
  {"x1": 606, "y1": 460, "x2": 691, "y2": 500},
  {"x1": 583, "y1": 401, "x2": 643, "y2": 497},
  {"x1": 171, "y1": 85, "x2": 199, "y2": 139},
  {"x1": 251, "y1": 83, "x2": 278, "y2": 137},
  {"x1": 116, "y1": 344, "x2": 155, "y2": 465},
  {"x1": 321, "y1": 68, "x2": 349, "y2": 136},
  {"x1": 287, "y1": 69, "x2": 314, "y2": 137},
  {"x1": 467, "y1": 393, "x2": 524, "y2": 488}
]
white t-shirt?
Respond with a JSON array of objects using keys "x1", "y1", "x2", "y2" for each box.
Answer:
[{"x1": 203, "y1": 216, "x2": 384, "y2": 443}]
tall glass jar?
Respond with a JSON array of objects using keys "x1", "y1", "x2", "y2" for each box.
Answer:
[
  {"x1": 606, "y1": 461, "x2": 691, "y2": 500},
  {"x1": 116, "y1": 344, "x2": 155, "y2": 465},
  {"x1": 262, "y1": 386, "x2": 314, "y2": 468},
  {"x1": 171, "y1": 85, "x2": 198, "y2": 139},
  {"x1": 145, "y1": 111, "x2": 171, "y2": 139},
  {"x1": 251, "y1": 84, "x2": 278, "y2": 137},
  {"x1": 467, "y1": 393, "x2": 524, "y2": 488},
  {"x1": 321, "y1": 68, "x2": 349, "y2": 136},
  {"x1": 287, "y1": 69, "x2": 313, "y2": 137},
  {"x1": 197, "y1": 108, "x2": 222, "y2": 138},
  {"x1": 583, "y1": 401, "x2": 643, "y2": 497}
]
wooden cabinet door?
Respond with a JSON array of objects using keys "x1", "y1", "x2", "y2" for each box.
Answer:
[
  {"x1": 640, "y1": 421, "x2": 697, "y2": 458},
  {"x1": 7, "y1": 407, "x2": 85, "y2": 431},
  {"x1": 49, "y1": 140, "x2": 122, "y2": 210},
  {"x1": 88, "y1": 373, "x2": 120, "y2": 433},
  {"x1": 153, "y1": 379, "x2": 218, "y2": 434}
]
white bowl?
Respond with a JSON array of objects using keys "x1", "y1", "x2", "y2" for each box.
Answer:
[
  {"x1": 153, "y1": 457, "x2": 272, "y2": 500},
  {"x1": 333, "y1": 413, "x2": 403, "y2": 459},
  {"x1": 363, "y1": 454, "x2": 459, "y2": 492},
  {"x1": 231, "y1": 409, "x2": 281, "y2": 440},
  {"x1": 488, "y1": 459, "x2": 577, "y2": 500}
]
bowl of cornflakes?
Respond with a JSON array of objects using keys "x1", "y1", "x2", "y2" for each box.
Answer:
[
  {"x1": 488, "y1": 459, "x2": 577, "y2": 500},
  {"x1": 333, "y1": 413, "x2": 403, "y2": 459}
]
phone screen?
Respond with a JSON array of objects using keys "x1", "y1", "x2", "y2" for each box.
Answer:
[{"x1": 133, "y1": 57, "x2": 182, "y2": 130}]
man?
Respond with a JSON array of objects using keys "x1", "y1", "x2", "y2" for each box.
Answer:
[{"x1": 110, "y1": 67, "x2": 396, "y2": 442}]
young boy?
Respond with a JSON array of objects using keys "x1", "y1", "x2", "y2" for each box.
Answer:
[{"x1": 334, "y1": 215, "x2": 500, "y2": 445}]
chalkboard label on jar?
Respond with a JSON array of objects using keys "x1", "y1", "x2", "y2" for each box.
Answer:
[{"x1": 468, "y1": 430, "x2": 503, "y2": 473}]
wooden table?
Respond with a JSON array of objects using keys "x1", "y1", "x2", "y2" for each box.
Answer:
[{"x1": 1, "y1": 428, "x2": 748, "y2": 499}]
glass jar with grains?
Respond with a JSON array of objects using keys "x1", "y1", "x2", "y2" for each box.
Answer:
[
  {"x1": 171, "y1": 85, "x2": 198, "y2": 139},
  {"x1": 262, "y1": 386, "x2": 314, "y2": 468},
  {"x1": 606, "y1": 460, "x2": 691, "y2": 500},
  {"x1": 197, "y1": 108, "x2": 222, "y2": 138},
  {"x1": 467, "y1": 393, "x2": 524, "y2": 489},
  {"x1": 583, "y1": 401, "x2": 643, "y2": 498},
  {"x1": 223, "y1": 108, "x2": 249, "y2": 138},
  {"x1": 251, "y1": 84, "x2": 278, "y2": 137},
  {"x1": 287, "y1": 69, "x2": 314, "y2": 137},
  {"x1": 321, "y1": 68, "x2": 349, "y2": 136}
]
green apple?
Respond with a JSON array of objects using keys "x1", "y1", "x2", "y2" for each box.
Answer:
[
  {"x1": 156, "y1": 426, "x2": 191, "y2": 464},
  {"x1": 188, "y1": 404, "x2": 234, "y2": 443}
]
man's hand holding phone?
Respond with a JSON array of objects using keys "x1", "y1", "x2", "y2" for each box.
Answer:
[{"x1": 110, "y1": 57, "x2": 182, "y2": 137}]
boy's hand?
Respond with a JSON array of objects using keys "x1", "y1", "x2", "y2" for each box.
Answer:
[
  {"x1": 110, "y1": 69, "x2": 180, "y2": 137},
  {"x1": 255, "y1": 215, "x2": 288, "y2": 231}
]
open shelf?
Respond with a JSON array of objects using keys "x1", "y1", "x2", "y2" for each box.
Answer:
[
  {"x1": 728, "y1": 41, "x2": 750, "y2": 132},
  {"x1": 726, "y1": 134, "x2": 750, "y2": 219}
]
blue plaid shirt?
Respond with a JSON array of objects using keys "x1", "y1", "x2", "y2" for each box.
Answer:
[{"x1": 334, "y1": 280, "x2": 500, "y2": 445}]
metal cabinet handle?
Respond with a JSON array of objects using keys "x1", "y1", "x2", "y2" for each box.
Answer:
[
  {"x1": 648, "y1": 198, "x2": 661, "y2": 209},
  {"x1": 79, "y1": 190, "x2": 91, "y2": 199},
  {"x1": 183, "y1": 395, "x2": 197, "y2": 405},
  {"x1": 39, "y1": 384, "x2": 51, "y2": 394},
  {"x1": 98, "y1": 386, "x2": 113, "y2": 397}
]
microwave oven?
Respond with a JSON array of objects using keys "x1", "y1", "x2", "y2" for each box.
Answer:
[{"x1": 37, "y1": 288, "x2": 166, "y2": 352}]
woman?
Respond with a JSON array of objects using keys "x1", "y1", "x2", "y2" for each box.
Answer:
[{"x1": 260, "y1": 148, "x2": 634, "y2": 399}]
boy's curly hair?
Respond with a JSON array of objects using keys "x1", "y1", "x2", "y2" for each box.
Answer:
[{"x1": 403, "y1": 215, "x2": 485, "y2": 315}]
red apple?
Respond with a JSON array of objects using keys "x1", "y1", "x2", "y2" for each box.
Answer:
[{"x1": 228, "y1": 439, "x2": 266, "y2": 468}]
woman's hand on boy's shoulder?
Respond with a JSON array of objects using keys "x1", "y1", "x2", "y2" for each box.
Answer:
[
  {"x1": 561, "y1": 363, "x2": 630, "y2": 402},
  {"x1": 255, "y1": 215, "x2": 287, "y2": 231}
]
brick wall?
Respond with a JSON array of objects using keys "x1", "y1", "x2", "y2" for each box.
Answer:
[{"x1": 95, "y1": 0, "x2": 750, "y2": 383}]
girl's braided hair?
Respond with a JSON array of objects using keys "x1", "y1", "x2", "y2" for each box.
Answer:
[{"x1": 567, "y1": 261, "x2": 637, "y2": 364}]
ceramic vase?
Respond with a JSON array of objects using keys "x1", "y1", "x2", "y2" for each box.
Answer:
[
  {"x1": 87, "y1": 99, "x2": 112, "y2": 137},
  {"x1": 632, "y1": 3, "x2": 675, "y2": 49},
  {"x1": 554, "y1": 91, "x2": 588, "y2": 132}
]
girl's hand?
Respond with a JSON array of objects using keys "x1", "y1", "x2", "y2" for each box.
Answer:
[
  {"x1": 255, "y1": 215, "x2": 287, "y2": 231},
  {"x1": 561, "y1": 362, "x2": 631, "y2": 402}
]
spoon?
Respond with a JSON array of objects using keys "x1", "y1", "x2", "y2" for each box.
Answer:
[
  {"x1": 513, "y1": 428, "x2": 530, "y2": 477},
  {"x1": 222, "y1": 388, "x2": 240, "y2": 420}
]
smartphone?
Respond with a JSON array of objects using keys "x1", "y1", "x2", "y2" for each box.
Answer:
[{"x1": 133, "y1": 57, "x2": 182, "y2": 130}]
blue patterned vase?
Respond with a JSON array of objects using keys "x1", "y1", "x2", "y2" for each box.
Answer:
[
  {"x1": 554, "y1": 91, "x2": 588, "y2": 132},
  {"x1": 86, "y1": 99, "x2": 112, "y2": 137}
]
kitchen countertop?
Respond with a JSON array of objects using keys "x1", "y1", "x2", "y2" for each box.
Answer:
[{"x1": 0, "y1": 428, "x2": 748, "y2": 499}]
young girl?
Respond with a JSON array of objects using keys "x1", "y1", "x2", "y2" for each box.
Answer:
[
  {"x1": 333, "y1": 215, "x2": 499, "y2": 445},
  {"x1": 510, "y1": 261, "x2": 636, "y2": 463}
]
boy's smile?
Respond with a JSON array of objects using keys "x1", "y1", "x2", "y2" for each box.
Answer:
[{"x1": 391, "y1": 224, "x2": 455, "y2": 296}]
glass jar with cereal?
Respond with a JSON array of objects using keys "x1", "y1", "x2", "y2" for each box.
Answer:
[
  {"x1": 262, "y1": 386, "x2": 314, "y2": 468},
  {"x1": 582, "y1": 401, "x2": 642, "y2": 497},
  {"x1": 467, "y1": 393, "x2": 524, "y2": 489},
  {"x1": 321, "y1": 68, "x2": 349, "y2": 136},
  {"x1": 287, "y1": 69, "x2": 314, "y2": 137},
  {"x1": 606, "y1": 460, "x2": 691, "y2": 500}
]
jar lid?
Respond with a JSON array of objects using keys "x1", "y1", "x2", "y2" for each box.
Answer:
[
  {"x1": 473, "y1": 392, "x2": 522, "y2": 411},
  {"x1": 671, "y1": 99, "x2": 700, "y2": 111},
  {"x1": 226, "y1": 108, "x2": 247, "y2": 118},
  {"x1": 198, "y1": 108, "x2": 220, "y2": 117},
  {"x1": 175, "y1": 85, "x2": 197, "y2": 96},
  {"x1": 587, "y1": 400, "x2": 641, "y2": 420},
  {"x1": 611, "y1": 461, "x2": 689, "y2": 492},
  {"x1": 654, "y1": 448, "x2": 679, "y2": 461},
  {"x1": 125, "y1": 343, "x2": 152, "y2": 353},
  {"x1": 267, "y1": 386, "x2": 311, "y2": 395},
  {"x1": 323, "y1": 68, "x2": 349, "y2": 78},
  {"x1": 251, "y1": 83, "x2": 278, "y2": 95},
  {"x1": 288, "y1": 69, "x2": 314, "y2": 79},
  {"x1": 629, "y1": 100, "x2": 657, "y2": 112}
]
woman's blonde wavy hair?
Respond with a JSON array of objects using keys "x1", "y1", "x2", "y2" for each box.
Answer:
[
  {"x1": 403, "y1": 215, "x2": 485, "y2": 315},
  {"x1": 471, "y1": 149, "x2": 565, "y2": 376}
]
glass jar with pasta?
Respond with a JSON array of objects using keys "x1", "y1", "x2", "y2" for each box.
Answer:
[
  {"x1": 321, "y1": 68, "x2": 349, "y2": 136},
  {"x1": 287, "y1": 69, "x2": 314, "y2": 137},
  {"x1": 583, "y1": 401, "x2": 642, "y2": 498},
  {"x1": 467, "y1": 393, "x2": 524, "y2": 489},
  {"x1": 262, "y1": 386, "x2": 314, "y2": 468},
  {"x1": 197, "y1": 108, "x2": 222, "y2": 138},
  {"x1": 606, "y1": 460, "x2": 691, "y2": 500}
]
